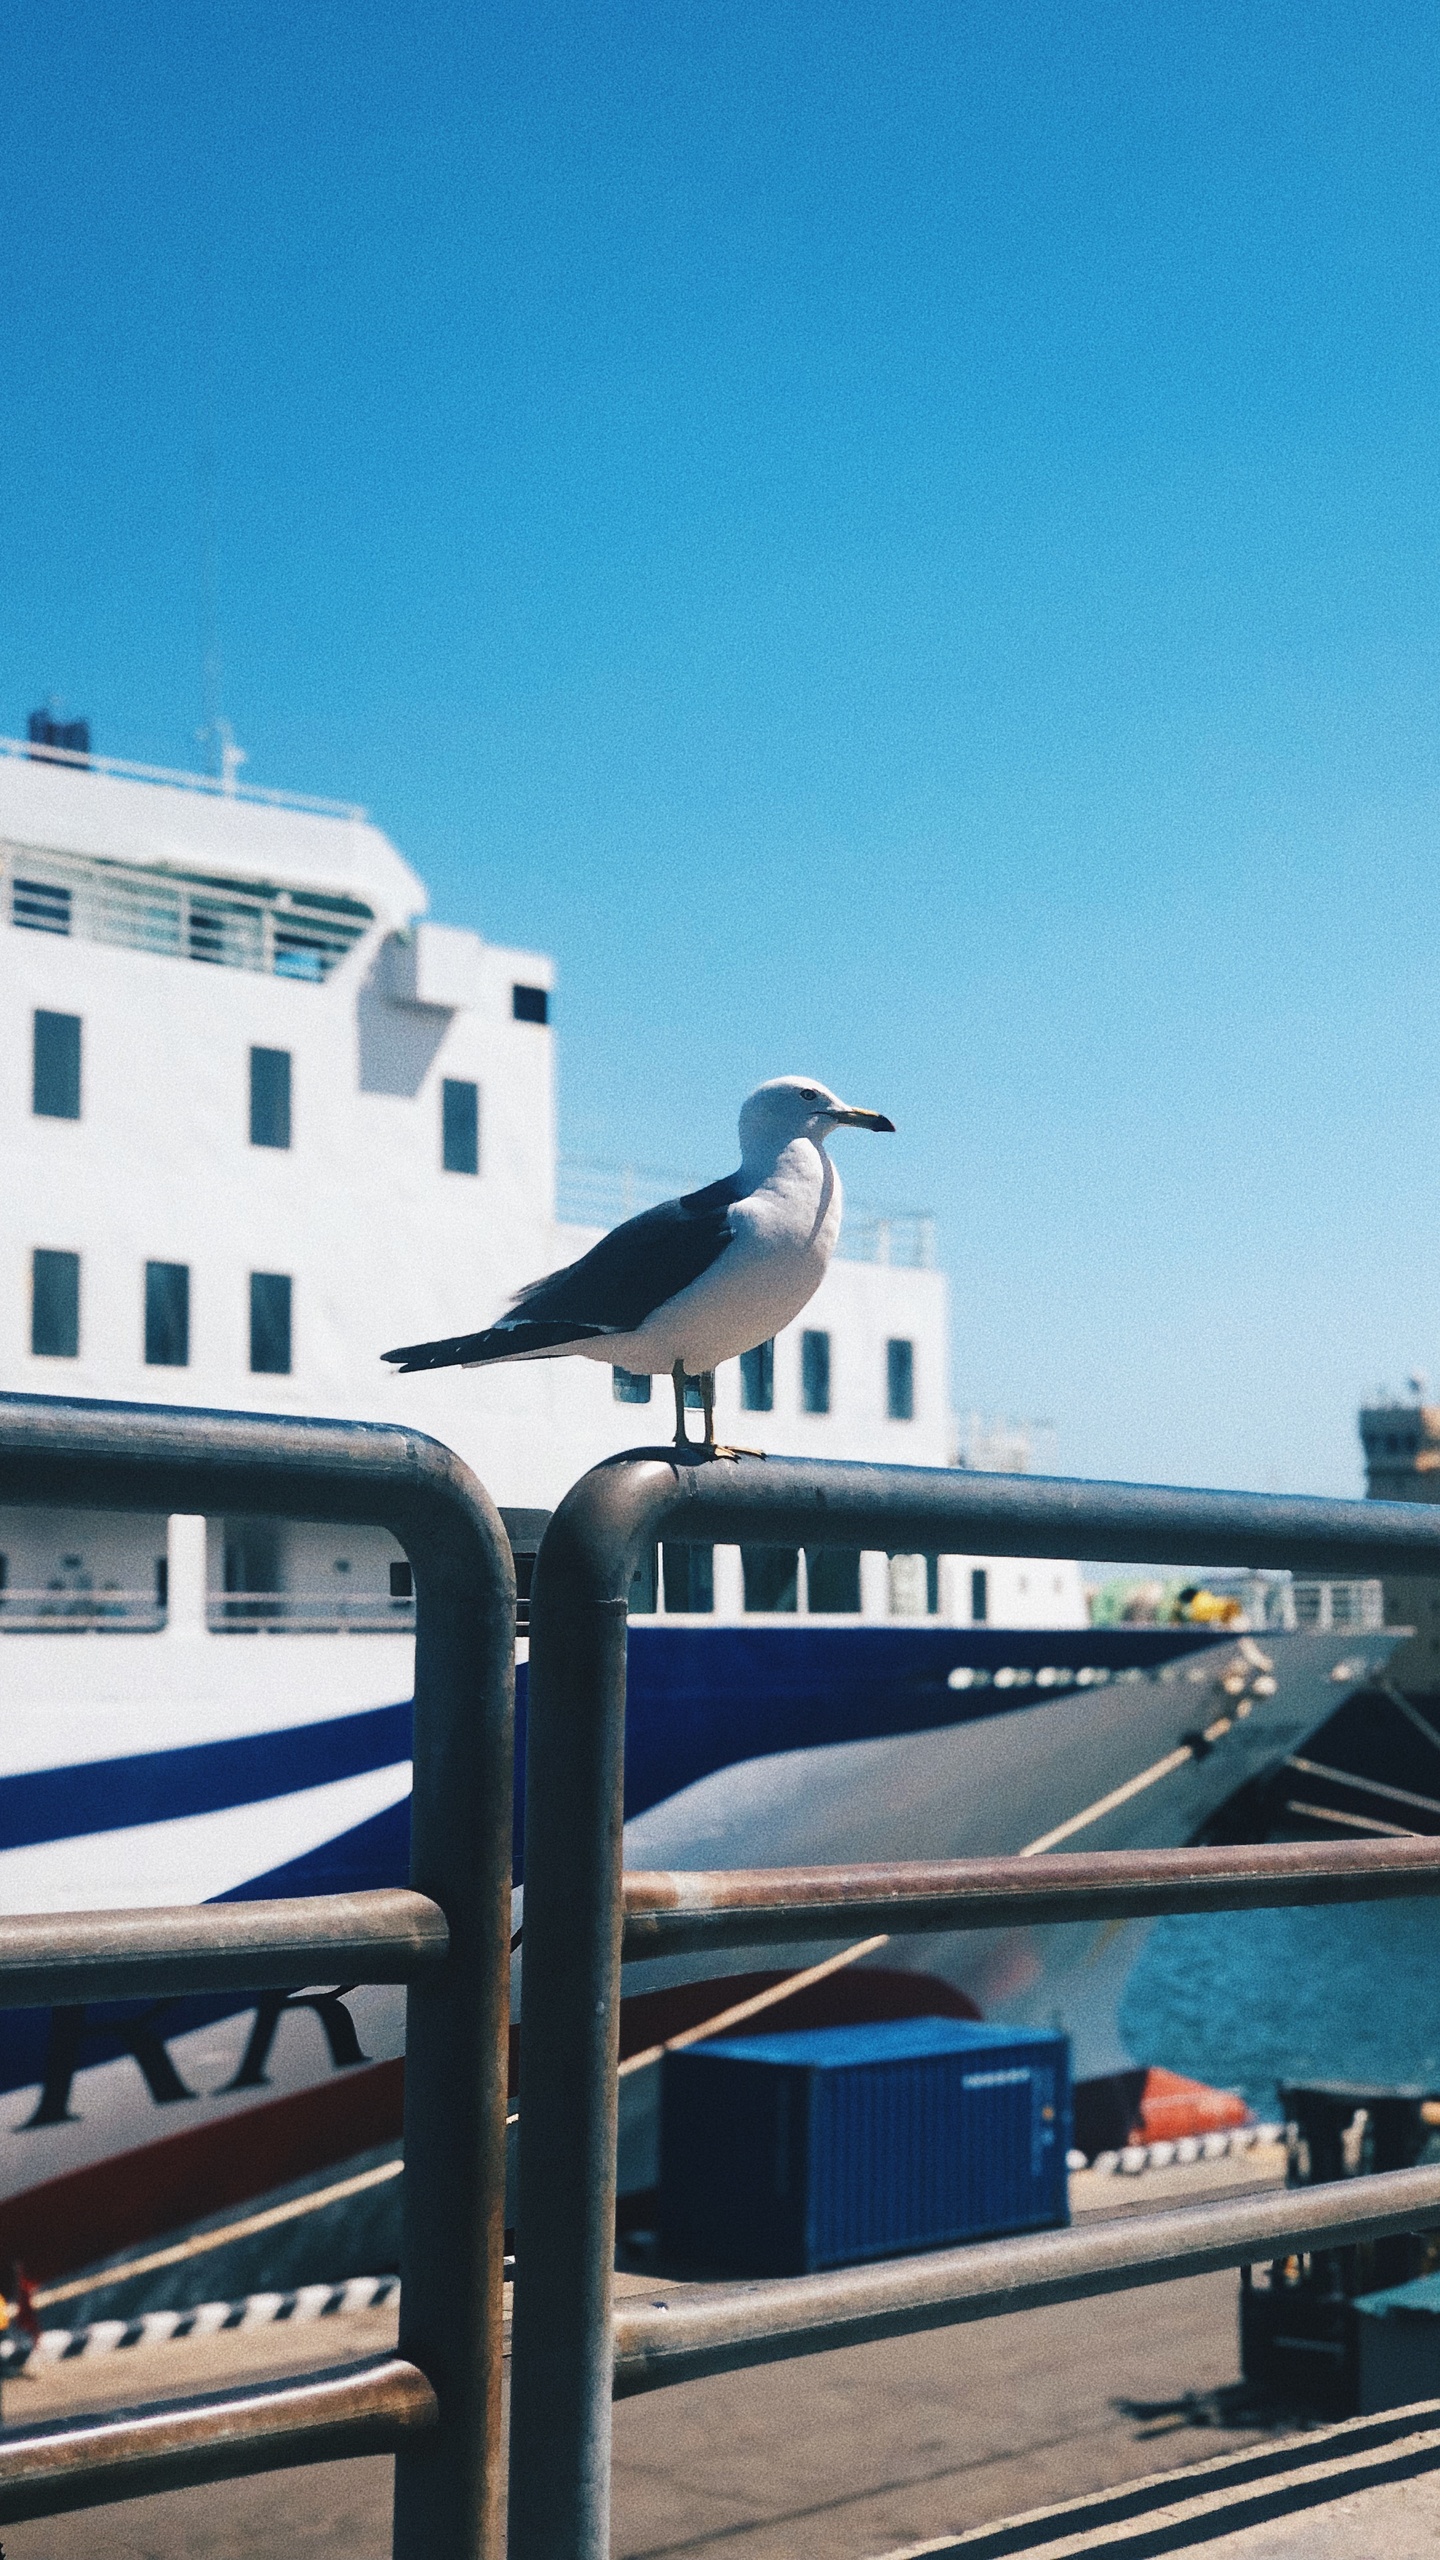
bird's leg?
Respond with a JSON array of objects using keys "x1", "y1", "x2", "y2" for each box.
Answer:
[
  {"x1": 672, "y1": 1361, "x2": 694, "y2": 1450},
  {"x1": 702, "y1": 1368, "x2": 762, "y2": 1464}
]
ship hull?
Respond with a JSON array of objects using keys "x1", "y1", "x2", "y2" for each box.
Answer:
[{"x1": 0, "y1": 1616, "x2": 1397, "y2": 2271}]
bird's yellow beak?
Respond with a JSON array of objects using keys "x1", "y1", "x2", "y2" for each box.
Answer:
[{"x1": 829, "y1": 1104, "x2": 896, "y2": 1132}]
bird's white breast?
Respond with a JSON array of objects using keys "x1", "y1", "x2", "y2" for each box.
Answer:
[{"x1": 589, "y1": 1139, "x2": 843, "y2": 1375}]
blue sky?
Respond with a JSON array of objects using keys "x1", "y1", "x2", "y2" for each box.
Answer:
[{"x1": 5, "y1": 1, "x2": 1440, "y2": 1494}]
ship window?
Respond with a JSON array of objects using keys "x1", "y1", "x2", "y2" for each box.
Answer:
[
  {"x1": 887, "y1": 1337, "x2": 915, "y2": 1420},
  {"x1": 971, "y1": 1566, "x2": 988, "y2": 1623},
  {"x1": 144, "y1": 1261, "x2": 190, "y2": 1367},
  {"x1": 249, "y1": 1047, "x2": 292, "y2": 1149},
  {"x1": 442, "y1": 1079, "x2": 480, "y2": 1175},
  {"x1": 12, "y1": 876, "x2": 71, "y2": 934},
  {"x1": 663, "y1": 1541, "x2": 714, "y2": 1612},
  {"x1": 928, "y1": 1553, "x2": 941, "y2": 1614},
  {"x1": 742, "y1": 1545, "x2": 799, "y2": 1612},
  {"x1": 629, "y1": 1544, "x2": 658, "y2": 1613},
  {"x1": 807, "y1": 1546, "x2": 861, "y2": 1612},
  {"x1": 512, "y1": 984, "x2": 549, "y2": 1024},
  {"x1": 389, "y1": 1561, "x2": 413, "y2": 1599},
  {"x1": 32, "y1": 1249, "x2": 80, "y2": 1358},
  {"x1": 740, "y1": 1340, "x2": 774, "y2": 1412},
  {"x1": 249, "y1": 1271, "x2": 292, "y2": 1375},
  {"x1": 802, "y1": 1329, "x2": 831, "y2": 1415},
  {"x1": 613, "y1": 1367, "x2": 652, "y2": 1403},
  {"x1": 33, "y1": 1011, "x2": 81, "y2": 1119}
]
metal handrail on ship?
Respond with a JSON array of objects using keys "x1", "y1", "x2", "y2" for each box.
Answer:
[{"x1": 509, "y1": 1451, "x2": 1440, "y2": 2560}]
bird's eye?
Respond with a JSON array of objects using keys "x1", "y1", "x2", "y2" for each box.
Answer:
[{"x1": 800, "y1": 1088, "x2": 820, "y2": 1101}]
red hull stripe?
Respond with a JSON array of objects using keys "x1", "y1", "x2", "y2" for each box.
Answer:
[{"x1": 0, "y1": 2060, "x2": 405, "y2": 2283}]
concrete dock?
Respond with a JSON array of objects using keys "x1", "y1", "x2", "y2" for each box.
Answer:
[{"x1": 3, "y1": 2146, "x2": 1436, "y2": 2557}]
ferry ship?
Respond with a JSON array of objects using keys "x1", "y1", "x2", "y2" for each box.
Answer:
[{"x1": 0, "y1": 723, "x2": 1397, "y2": 2271}]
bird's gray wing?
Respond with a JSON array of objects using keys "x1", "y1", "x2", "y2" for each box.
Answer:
[{"x1": 381, "y1": 1173, "x2": 741, "y2": 1375}]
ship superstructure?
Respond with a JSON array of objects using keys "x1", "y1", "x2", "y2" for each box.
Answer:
[{"x1": 0, "y1": 730, "x2": 1082, "y2": 1627}]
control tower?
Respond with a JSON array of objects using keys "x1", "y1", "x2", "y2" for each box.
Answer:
[{"x1": 1359, "y1": 1397, "x2": 1440, "y2": 1692}]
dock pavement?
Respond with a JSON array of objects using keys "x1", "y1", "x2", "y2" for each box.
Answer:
[{"x1": 2, "y1": 2143, "x2": 1434, "y2": 2557}]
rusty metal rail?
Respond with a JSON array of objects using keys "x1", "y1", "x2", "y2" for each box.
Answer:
[
  {"x1": 0, "y1": 1889, "x2": 448, "y2": 2007},
  {"x1": 510, "y1": 1449, "x2": 1440, "y2": 2560},
  {"x1": 620, "y1": 1835, "x2": 1440, "y2": 1953},
  {"x1": 611, "y1": 2160, "x2": 1440, "y2": 2394},
  {"x1": 0, "y1": 2353, "x2": 435, "y2": 2527},
  {"x1": 0, "y1": 1394, "x2": 515, "y2": 2560}
]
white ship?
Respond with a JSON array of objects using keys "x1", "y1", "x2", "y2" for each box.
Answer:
[{"x1": 0, "y1": 727, "x2": 1395, "y2": 2271}]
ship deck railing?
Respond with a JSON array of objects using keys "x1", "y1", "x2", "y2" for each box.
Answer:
[{"x1": 0, "y1": 1588, "x2": 417, "y2": 1635}]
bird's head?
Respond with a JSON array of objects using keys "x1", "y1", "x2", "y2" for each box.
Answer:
[{"x1": 739, "y1": 1076, "x2": 896, "y2": 1163}]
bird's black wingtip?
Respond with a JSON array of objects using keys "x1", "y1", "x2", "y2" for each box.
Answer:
[{"x1": 381, "y1": 1336, "x2": 475, "y2": 1375}]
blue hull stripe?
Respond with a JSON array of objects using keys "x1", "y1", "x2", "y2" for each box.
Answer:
[
  {"x1": 0, "y1": 1627, "x2": 1223, "y2": 1858},
  {"x1": 0, "y1": 1701, "x2": 413, "y2": 1854}
]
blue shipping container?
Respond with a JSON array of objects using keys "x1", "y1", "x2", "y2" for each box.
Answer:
[{"x1": 660, "y1": 2016, "x2": 1071, "y2": 2274}]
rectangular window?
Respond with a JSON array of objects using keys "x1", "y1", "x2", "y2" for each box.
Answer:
[
  {"x1": 926, "y1": 1553, "x2": 941, "y2": 1615},
  {"x1": 613, "y1": 1367, "x2": 652, "y2": 1404},
  {"x1": 742, "y1": 1545, "x2": 799, "y2": 1612},
  {"x1": 389, "y1": 1561, "x2": 414, "y2": 1599},
  {"x1": 801, "y1": 1329, "x2": 831, "y2": 1415},
  {"x1": 13, "y1": 877, "x2": 71, "y2": 934},
  {"x1": 33, "y1": 1011, "x2": 81, "y2": 1119},
  {"x1": 629, "y1": 1545, "x2": 658, "y2": 1613},
  {"x1": 144, "y1": 1261, "x2": 190, "y2": 1366},
  {"x1": 442, "y1": 1078, "x2": 480, "y2": 1175},
  {"x1": 663, "y1": 1542, "x2": 715, "y2": 1612},
  {"x1": 512, "y1": 984, "x2": 549, "y2": 1024},
  {"x1": 806, "y1": 1546, "x2": 861, "y2": 1613},
  {"x1": 740, "y1": 1340, "x2": 774, "y2": 1412},
  {"x1": 887, "y1": 1336, "x2": 915, "y2": 1420},
  {"x1": 249, "y1": 1047, "x2": 292, "y2": 1149},
  {"x1": 971, "y1": 1566, "x2": 988, "y2": 1624},
  {"x1": 32, "y1": 1249, "x2": 80, "y2": 1357},
  {"x1": 249, "y1": 1271, "x2": 292, "y2": 1375}
]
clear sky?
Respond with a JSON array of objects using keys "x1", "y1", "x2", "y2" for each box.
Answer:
[{"x1": 4, "y1": 1, "x2": 1440, "y2": 1496}]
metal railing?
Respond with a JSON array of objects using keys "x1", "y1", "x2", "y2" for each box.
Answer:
[
  {"x1": 2, "y1": 841, "x2": 372, "y2": 983},
  {"x1": 0, "y1": 1587, "x2": 166, "y2": 1631},
  {"x1": 208, "y1": 1589, "x2": 417, "y2": 1632},
  {"x1": 0, "y1": 1394, "x2": 514, "y2": 2558},
  {"x1": 509, "y1": 1451, "x2": 1440, "y2": 2560},
  {"x1": 0, "y1": 731, "x2": 366, "y2": 818}
]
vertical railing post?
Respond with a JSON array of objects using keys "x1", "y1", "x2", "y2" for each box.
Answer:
[
  {"x1": 392, "y1": 1485, "x2": 516, "y2": 2560},
  {"x1": 0, "y1": 1395, "x2": 516, "y2": 2560},
  {"x1": 507, "y1": 1464, "x2": 672, "y2": 2560}
]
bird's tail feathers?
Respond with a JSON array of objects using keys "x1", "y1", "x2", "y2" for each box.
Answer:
[{"x1": 382, "y1": 1319, "x2": 615, "y2": 1376}]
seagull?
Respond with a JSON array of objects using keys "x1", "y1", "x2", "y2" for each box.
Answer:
[{"x1": 382, "y1": 1076, "x2": 895, "y2": 1452}]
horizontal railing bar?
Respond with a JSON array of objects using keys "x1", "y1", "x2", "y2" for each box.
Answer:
[
  {"x1": 0, "y1": 2352, "x2": 434, "y2": 2524},
  {"x1": 0, "y1": 1889, "x2": 447, "y2": 2006},
  {"x1": 649, "y1": 1452, "x2": 1440, "y2": 1577},
  {"x1": 620, "y1": 1835, "x2": 1440, "y2": 1955},
  {"x1": 611, "y1": 2163, "x2": 1440, "y2": 2396}
]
